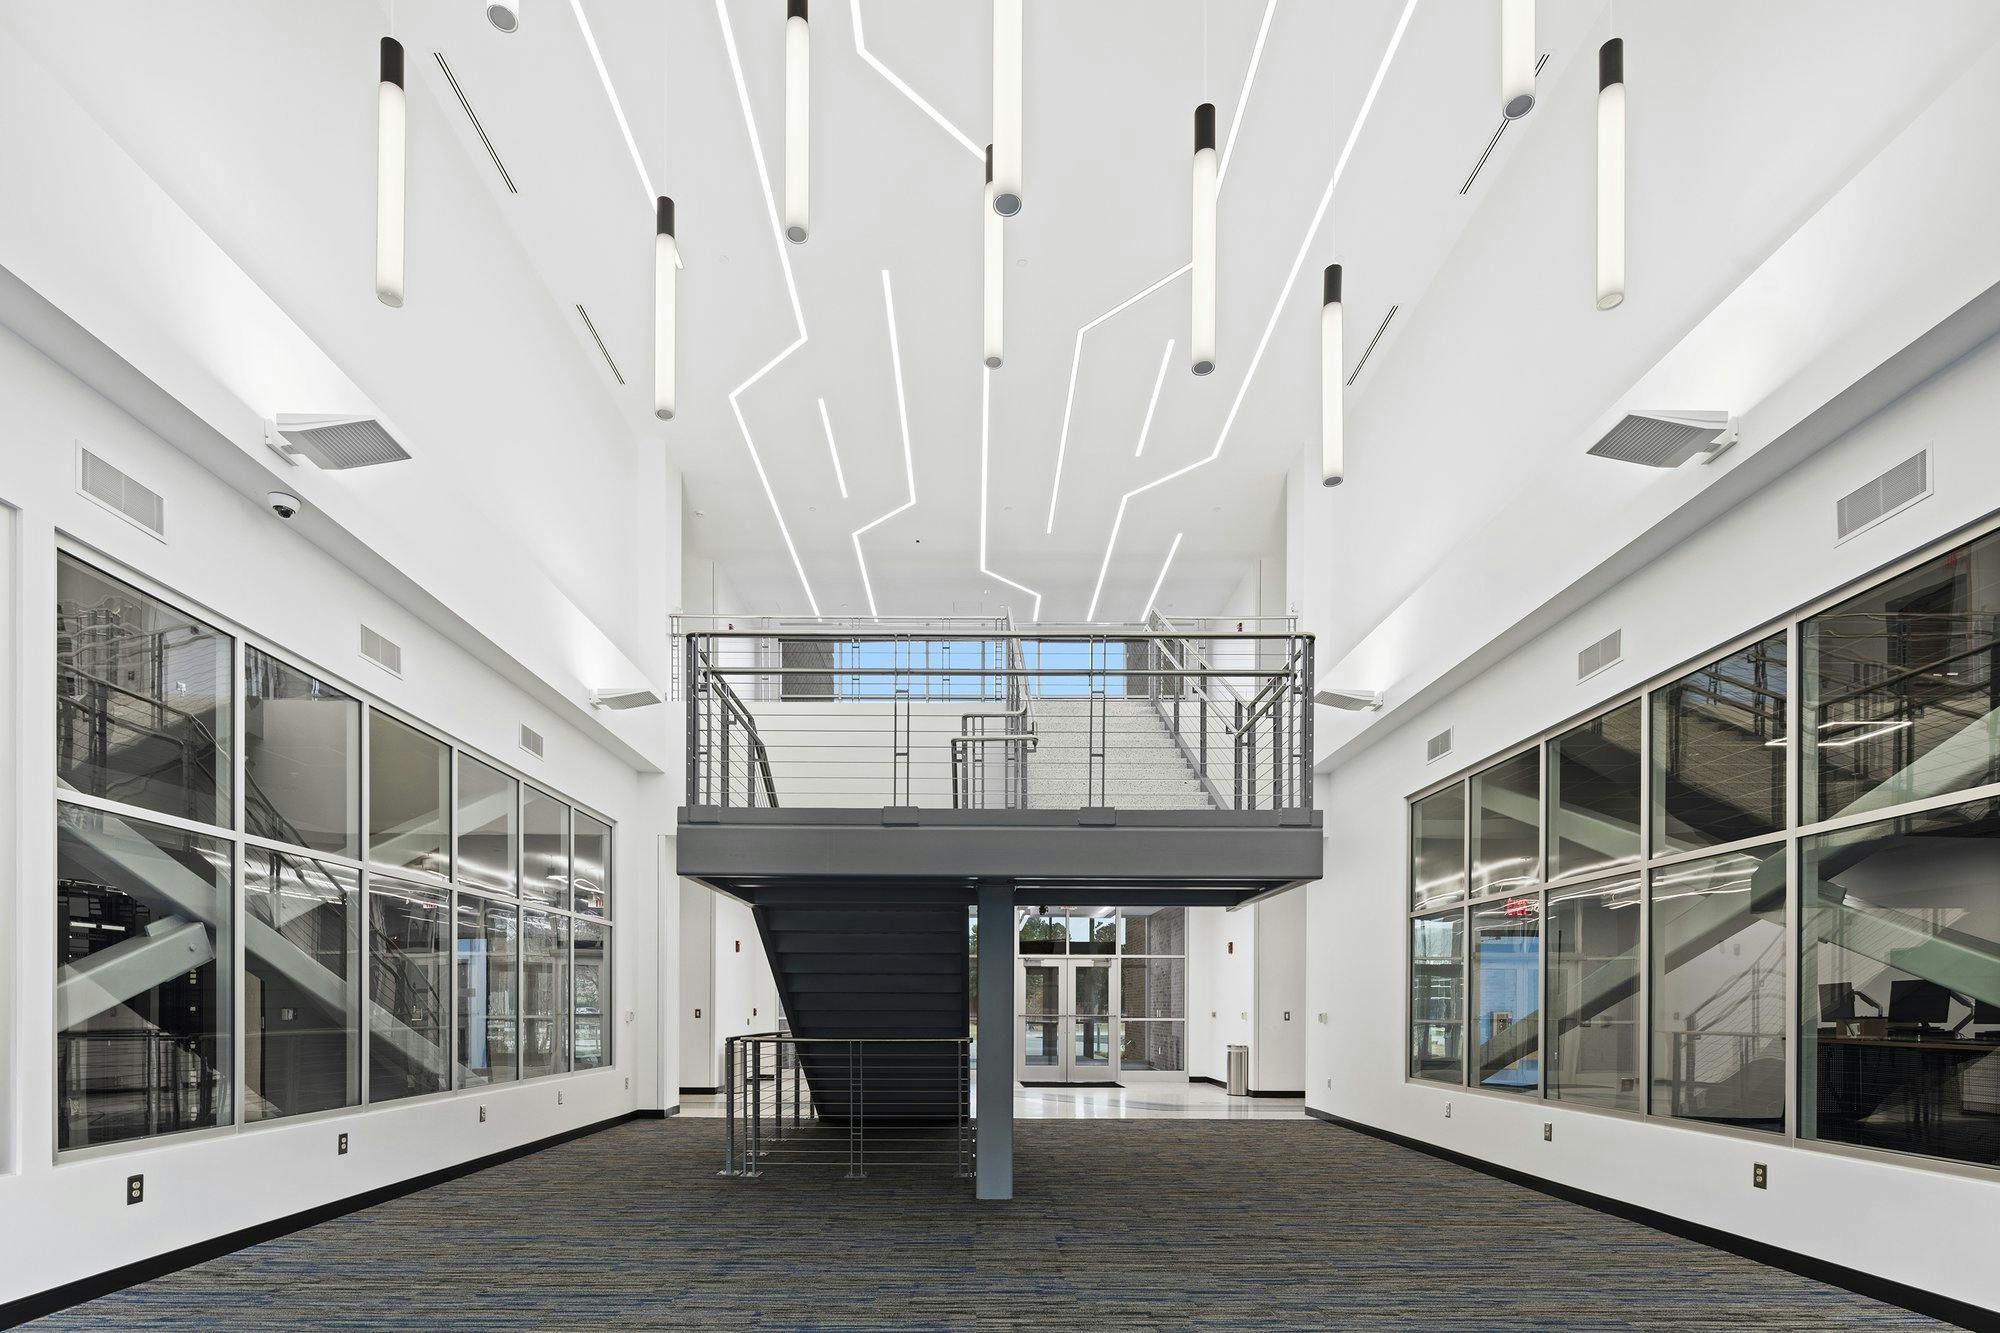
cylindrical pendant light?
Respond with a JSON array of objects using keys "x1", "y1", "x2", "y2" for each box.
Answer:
[
  {"x1": 654, "y1": 197, "x2": 677, "y2": 421},
  {"x1": 983, "y1": 145, "x2": 1004, "y2": 368},
  {"x1": 991, "y1": 0, "x2": 1023, "y2": 216},
  {"x1": 1596, "y1": 38, "x2": 1625, "y2": 310},
  {"x1": 375, "y1": 37, "x2": 406, "y2": 308},
  {"x1": 1191, "y1": 102, "x2": 1217, "y2": 376},
  {"x1": 784, "y1": 0, "x2": 809, "y2": 243},
  {"x1": 1499, "y1": 0, "x2": 1535, "y2": 120},
  {"x1": 1321, "y1": 265, "x2": 1343, "y2": 487}
]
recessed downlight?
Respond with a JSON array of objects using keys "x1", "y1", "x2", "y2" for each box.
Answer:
[{"x1": 487, "y1": 1, "x2": 521, "y2": 33}]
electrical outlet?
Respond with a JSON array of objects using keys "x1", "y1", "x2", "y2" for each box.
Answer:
[
  {"x1": 337, "y1": 1132, "x2": 349, "y2": 1156},
  {"x1": 479, "y1": 1105, "x2": 487, "y2": 1123},
  {"x1": 126, "y1": 1174, "x2": 144, "y2": 1205},
  {"x1": 1753, "y1": 1163, "x2": 1768, "y2": 1190},
  {"x1": 1443, "y1": 1102, "x2": 1452, "y2": 1119},
  {"x1": 624, "y1": 1076, "x2": 631, "y2": 1090},
  {"x1": 1542, "y1": 1122, "x2": 1553, "y2": 1142},
  {"x1": 1283, "y1": 1011, "x2": 1292, "y2": 1022},
  {"x1": 1325, "y1": 1077, "x2": 1332, "y2": 1089},
  {"x1": 557, "y1": 1090, "x2": 565, "y2": 1106}
]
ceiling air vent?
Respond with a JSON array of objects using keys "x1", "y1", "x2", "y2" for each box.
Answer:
[
  {"x1": 78, "y1": 446, "x2": 165, "y2": 538},
  {"x1": 360, "y1": 624, "x2": 403, "y2": 677},
  {"x1": 1426, "y1": 728, "x2": 1453, "y2": 764},
  {"x1": 268, "y1": 415, "x2": 411, "y2": 470},
  {"x1": 1836, "y1": 451, "x2": 1930, "y2": 543},
  {"x1": 1577, "y1": 629, "x2": 1622, "y2": 683},
  {"x1": 1588, "y1": 412, "x2": 1737, "y2": 468},
  {"x1": 519, "y1": 724, "x2": 545, "y2": 759}
]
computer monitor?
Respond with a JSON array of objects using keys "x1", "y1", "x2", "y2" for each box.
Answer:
[
  {"x1": 1973, "y1": 997, "x2": 2000, "y2": 1025},
  {"x1": 1819, "y1": 982, "x2": 1858, "y2": 1021},
  {"x1": 1888, "y1": 978, "x2": 1952, "y2": 1026}
]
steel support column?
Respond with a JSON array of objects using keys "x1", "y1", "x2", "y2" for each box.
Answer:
[{"x1": 975, "y1": 881, "x2": 1015, "y2": 1200}]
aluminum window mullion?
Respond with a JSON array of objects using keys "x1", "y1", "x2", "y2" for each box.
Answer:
[
  {"x1": 229, "y1": 631, "x2": 246, "y2": 1134},
  {"x1": 1784, "y1": 619, "x2": 1803, "y2": 1146}
]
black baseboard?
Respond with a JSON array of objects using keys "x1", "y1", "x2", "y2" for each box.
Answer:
[
  {"x1": 680, "y1": 1086, "x2": 719, "y2": 1096},
  {"x1": 631, "y1": 1105, "x2": 681, "y2": 1119},
  {"x1": 1189, "y1": 1075, "x2": 1224, "y2": 1088},
  {"x1": 1186, "y1": 1075, "x2": 1301, "y2": 1098},
  {"x1": 1304, "y1": 1107, "x2": 1993, "y2": 1331},
  {"x1": 1, "y1": 1110, "x2": 645, "y2": 1329}
]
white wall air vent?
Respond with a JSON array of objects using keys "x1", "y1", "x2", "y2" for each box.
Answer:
[
  {"x1": 1836, "y1": 451, "x2": 1930, "y2": 543},
  {"x1": 77, "y1": 446, "x2": 165, "y2": 538},
  {"x1": 1426, "y1": 728, "x2": 1453, "y2": 764},
  {"x1": 519, "y1": 724, "x2": 545, "y2": 759},
  {"x1": 1587, "y1": 412, "x2": 1737, "y2": 468},
  {"x1": 360, "y1": 624, "x2": 403, "y2": 676},
  {"x1": 1577, "y1": 629, "x2": 1622, "y2": 682},
  {"x1": 268, "y1": 415, "x2": 411, "y2": 470}
]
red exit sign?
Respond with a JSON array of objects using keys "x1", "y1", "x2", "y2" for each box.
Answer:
[{"x1": 1502, "y1": 897, "x2": 1535, "y2": 918}]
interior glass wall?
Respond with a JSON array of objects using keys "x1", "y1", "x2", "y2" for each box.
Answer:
[
  {"x1": 1470, "y1": 751, "x2": 1539, "y2": 894},
  {"x1": 522, "y1": 788, "x2": 569, "y2": 908},
  {"x1": 456, "y1": 754, "x2": 518, "y2": 896},
  {"x1": 573, "y1": 920, "x2": 611, "y2": 1070},
  {"x1": 244, "y1": 848, "x2": 360, "y2": 1121},
  {"x1": 369, "y1": 879, "x2": 452, "y2": 1101},
  {"x1": 1409, "y1": 911, "x2": 1466, "y2": 1083},
  {"x1": 1470, "y1": 896, "x2": 1540, "y2": 1092},
  {"x1": 1548, "y1": 700, "x2": 1641, "y2": 880},
  {"x1": 456, "y1": 898, "x2": 520, "y2": 1087},
  {"x1": 245, "y1": 648, "x2": 360, "y2": 857},
  {"x1": 1017, "y1": 906, "x2": 1187, "y2": 1073},
  {"x1": 521, "y1": 909, "x2": 570, "y2": 1079},
  {"x1": 1546, "y1": 875, "x2": 1640, "y2": 1112},
  {"x1": 1652, "y1": 635, "x2": 1787, "y2": 854},
  {"x1": 1411, "y1": 784, "x2": 1467, "y2": 908},
  {"x1": 369, "y1": 713, "x2": 450, "y2": 878}
]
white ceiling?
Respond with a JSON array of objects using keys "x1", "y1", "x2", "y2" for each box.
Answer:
[{"x1": 7, "y1": 0, "x2": 1995, "y2": 632}]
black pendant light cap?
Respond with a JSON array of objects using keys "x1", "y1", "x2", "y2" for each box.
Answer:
[
  {"x1": 1599, "y1": 37, "x2": 1623, "y2": 90},
  {"x1": 789, "y1": 0, "x2": 808, "y2": 19},
  {"x1": 1194, "y1": 102, "x2": 1217, "y2": 153},
  {"x1": 1323, "y1": 264, "x2": 1342, "y2": 307},
  {"x1": 380, "y1": 36, "x2": 404, "y2": 89},
  {"x1": 656, "y1": 196, "x2": 676, "y2": 238},
  {"x1": 985, "y1": 144, "x2": 994, "y2": 185}
]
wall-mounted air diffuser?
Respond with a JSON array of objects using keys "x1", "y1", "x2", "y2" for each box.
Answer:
[
  {"x1": 267, "y1": 415, "x2": 411, "y2": 470},
  {"x1": 1587, "y1": 411, "x2": 1737, "y2": 468}
]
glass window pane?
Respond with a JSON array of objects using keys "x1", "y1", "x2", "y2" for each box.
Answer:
[
  {"x1": 1651, "y1": 635, "x2": 1787, "y2": 855},
  {"x1": 1119, "y1": 1020, "x2": 1185, "y2": 1072},
  {"x1": 1071, "y1": 909, "x2": 1116, "y2": 955},
  {"x1": 1412, "y1": 783, "x2": 1468, "y2": 908},
  {"x1": 1802, "y1": 797, "x2": 2000, "y2": 1169},
  {"x1": 521, "y1": 910, "x2": 570, "y2": 1079},
  {"x1": 1546, "y1": 875, "x2": 1641, "y2": 1112},
  {"x1": 1471, "y1": 751, "x2": 1539, "y2": 895},
  {"x1": 56, "y1": 804, "x2": 232, "y2": 1149},
  {"x1": 1549, "y1": 699, "x2": 1641, "y2": 880},
  {"x1": 245, "y1": 848, "x2": 359, "y2": 1121},
  {"x1": 1410, "y1": 911, "x2": 1465, "y2": 1084},
  {"x1": 368, "y1": 713, "x2": 449, "y2": 877},
  {"x1": 1019, "y1": 909, "x2": 1066, "y2": 954},
  {"x1": 574, "y1": 920, "x2": 611, "y2": 1070},
  {"x1": 456, "y1": 755, "x2": 517, "y2": 896},
  {"x1": 1805, "y1": 529, "x2": 2000, "y2": 823},
  {"x1": 1470, "y1": 896, "x2": 1541, "y2": 1093},
  {"x1": 522, "y1": 789, "x2": 569, "y2": 909},
  {"x1": 1120, "y1": 958, "x2": 1185, "y2": 1020},
  {"x1": 456, "y1": 898, "x2": 518, "y2": 1086},
  {"x1": 244, "y1": 649, "x2": 360, "y2": 856},
  {"x1": 1119, "y1": 906, "x2": 1184, "y2": 956},
  {"x1": 1650, "y1": 844, "x2": 1786, "y2": 1131},
  {"x1": 572, "y1": 811, "x2": 611, "y2": 918},
  {"x1": 57, "y1": 556, "x2": 231, "y2": 827},
  {"x1": 368, "y1": 879, "x2": 450, "y2": 1102}
]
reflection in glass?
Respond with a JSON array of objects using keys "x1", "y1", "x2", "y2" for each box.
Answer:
[
  {"x1": 456, "y1": 755, "x2": 517, "y2": 896},
  {"x1": 1022, "y1": 963, "x2": 1060, "y2": 1067},
  {"x1": 1019, "y1": 910, "x2": 1067, "y2": 955},
  {"x1": 1120, "y1": 906, "x2": 1185, "y2": 955},
  {"x1": 1805, "y1": 528, "x2": 2000, "y2": 823},
  {"x1": 522, "y1": 788, "x2": 569, "y2": 908},
  {"x1": 1070, "y1": 909, "x2": 1117, "y2": 955},
  {"x1": 1471, "y1": 897, "x2": 1540, "y2": 1092},
  {"x1": 572, "y1": 811, "x2": 611, "y2": 917},
  {"x1": 56, "y1": 804, "x2": 232, "y2": 1149},
  {"x1": 368, "y1": 713, "x2": 449, "y2": 877},
  {"x1": 573, "y1": 920, "x2": 610, "y2": 1070},
  {"x1": 1120, "y1": 1020, "x2": 1186, "y2": 1071},
  {"x1": 1471, "y1": 751, "x2": 1539, "y2": 894},
  {"x1": 1652, "y1": 635, "x2": 1786, "y2": 855},
  {"x1": 245, "y1": 848, "x2": 360, "y2": 1121},
  {"x1": 456, "y1": 898, "x2": 518, "y2": 1087},
  {"x1": 1546, "y1": 876, "x2": 1640, "y2": 1112},
  {"x1": 56, "y1": 555, "x2": 231, "y2": 827},
  {"x1": 1802, "y1": 798, "x2": 2000, "y2": 1169},
  {"x1": 1072, "y1": 966, "x2": 1112, "y2": 1068},
  {"x1": 1549, "y1": 700, "x2": 1641, "y2": 879},
  {"x1": 521, "y1": 910, "x2": 570, "y2": 1079},
  {"x1": 1410, "y1": 912, "x2": 1465, "y2": 1084},
  {"x1": 1411, "y1": 783, "x2": 1468, "y2": 908},
  {"x1": 1650, "y1": 845, "x2": 1785, "y2": 1132},
  {"x1": 1121, "y1": 958, "x2": 1185, "y2": 1021},
  {"x1": 368, "y1": 880, "x2": 450, "y2": 1102},
  {"x1": 245, "y1": 649, "x2": 360, "y2": 856}
]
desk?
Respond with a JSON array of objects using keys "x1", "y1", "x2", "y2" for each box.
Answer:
[{"x1": 1814, "y1": 1033, "x2": 2000, "y2": 1149}]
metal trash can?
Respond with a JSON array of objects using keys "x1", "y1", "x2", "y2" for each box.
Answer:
[{"x1": 1226, "y1": 1044, "x2": 1250, "y2": 1097}]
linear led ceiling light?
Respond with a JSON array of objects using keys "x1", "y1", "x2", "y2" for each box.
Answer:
[
  {"x1": 487, "y1": 0, "x2": 522, "y2": 33},
  {"x1": 991, "y1": 0, "x2": 1023, "y2": 215},
  {"x1": 785, "y1": 0, "x2": 810, "y2": 242},
  {"x1": 984, "y1": 145, "x2": 1004, "y2": 367},
  {"x1": 1321, "y1": 264, "x2": 1344, "y2": 486},
  {"x1": 654, "y1": 197, "x2": 677, "y2": 421},
  {"x1": 1499, "y1": 0, "x2": 1535, "y2": 119},
  {"x1": 1596, "y1": 37, "x2": 1625, "y2": 310},
  {"x1": 1191, "y1": 102, "x2": 1217, "y2": 375},
  {"x1": 375, "y1": 37, "x2": 406, "y2": 308}
]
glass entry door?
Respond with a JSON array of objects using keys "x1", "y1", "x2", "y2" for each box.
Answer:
[{"x1": 1016, "y1": 958, "x2": 1118, "y2": 1083}]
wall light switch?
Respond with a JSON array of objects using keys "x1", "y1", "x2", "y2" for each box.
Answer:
[
  {"x1": 694, "y1": 1007, "x2": 702, "y2": 1019},
  {"x1": 126, "y1": 1174, "x2": 144, "y2": 1205},
  {"x1": 1753, "y1": 1163, "x2": 1768, "y2": 1190},
  {"x1": 1444, "y1": 1102, "x2": 1452, "y2": 1118},
  {"x1": 1325, "y1": 1077, "x2": 1332, "y2": 1089},
  {"x1": 624, "y1": 1076, "x2": 631, "y2": 1090},
  {"x1": 557, "y1": 1090, "x2": 565, "y2": 1106},
  {"x1": 1542, "y1": 1122, "x2": 1553, "y2": 1142},
  {"x1": 1317, "y1": 1013, "x2": 1328, "y2": 1024},
  {"x1": 1283, "y1": 1011, "x2": 1292, "y2": 1022},
  {"x1": 479, "y1": 1105, "x2": 487, "y2": 1123},
  {"x1": 337, "y1": 1132, "x2": 349, "y2": 1156}
]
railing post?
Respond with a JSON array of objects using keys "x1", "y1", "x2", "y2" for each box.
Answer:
[
  {"x1": 793, "y1": 1043, "x2": 802, "y2": 1129},
  {"x1": 685, "y1": 635, "x2": 700, "y2": 805},
  {"x1": 719, "y1": 1036, "x2": 737, "y2": 1176},
  {"x1": 745, "y1": 1038, "x2": 763, "y2": 1178},
  {"x1": 1299, "y1": 636, "x2": 1314, "y2": 809},
  {"x1": 719, "y1": 703, "x2": 732, "y2": 809}
]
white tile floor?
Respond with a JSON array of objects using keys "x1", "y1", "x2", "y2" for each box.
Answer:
[{"x1": 678, "y1": 1078, "x2": 1306, "y2": 1121}]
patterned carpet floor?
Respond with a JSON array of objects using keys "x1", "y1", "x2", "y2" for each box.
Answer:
[{"x1": 28, "y1": 1117, "x2": 1952, "y2": 1330}]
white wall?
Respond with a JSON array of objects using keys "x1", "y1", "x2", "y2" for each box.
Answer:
[
  {"x1": 1307, "y1": 329, "x2": 2000, "y2": 1313},
  {"x1": 1186, "y1": 897, "x2": 1304, "y2": 1092},
  {"x1": 676, "y1": 881, "x2": 779, "y2": 1091}
]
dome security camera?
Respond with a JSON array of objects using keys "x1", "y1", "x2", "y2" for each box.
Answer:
[{"x1": 268, "y1": 491, "x2": 301, "y2": 520}]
